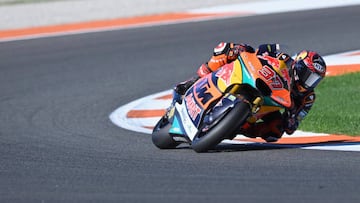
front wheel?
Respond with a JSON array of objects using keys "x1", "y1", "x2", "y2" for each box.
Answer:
[
  {"x1": 191, "y1": 101, "x2": 251, "y2": 153},
  {"x1": 152, "y1": 117, "x2": 180, "y2": 149}
]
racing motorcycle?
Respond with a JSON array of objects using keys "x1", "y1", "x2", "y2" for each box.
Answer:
[{"x1": 152, "y1": 51, "x2": 292, "y2": 152}]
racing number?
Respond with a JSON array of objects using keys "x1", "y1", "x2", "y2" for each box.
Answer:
[
  {"x1": 258, "y1": 65, "x2": 275, "y2": 80},
  {"x1": 258, "y1": 65, "x2": 283, "y2": 89}
]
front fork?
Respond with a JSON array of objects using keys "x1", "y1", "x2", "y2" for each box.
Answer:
[{"x1": 228, "y1": 84, "x2": 263, "y2": 115}]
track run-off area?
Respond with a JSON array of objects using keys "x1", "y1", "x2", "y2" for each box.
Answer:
[{"x1": 1, "y1": 0, "x2": 360, "y2": 42}]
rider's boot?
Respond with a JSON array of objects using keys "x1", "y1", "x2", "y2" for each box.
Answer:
[
  {"x1": 174, "y1": 76, "x2": 200, "y2": 98},
  {"x1": 242, "y1": 119, "x2": 283, "y2": 142},
  {"x1": 164, "y1": 77, "x2": 199, "y2": 120}
]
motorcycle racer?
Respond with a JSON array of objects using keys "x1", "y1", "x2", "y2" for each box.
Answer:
[{"x1": 170, "y1": 42, "x2": 327, "y2": 142}]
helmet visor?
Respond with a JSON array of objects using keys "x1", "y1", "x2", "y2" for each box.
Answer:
[
  {"x1": 304, "y1": 72, "x2": 321, "y2": 88},
  {"x1": 298, "y1": 66, "x2": 322, "y2": 89}
]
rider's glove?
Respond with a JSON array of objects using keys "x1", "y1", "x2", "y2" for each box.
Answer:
[
  {"x1": 197, "y1": 63, "x2": 212, "y2": 77},
  {"x1": 197, "y1": 45, "x2": 242, "y2": 77},
  {"x1": 236, "y1": 43, "x2": 256, "y2": 53},
  {"x1": 227, "y1": 44, "x2": 255, "y2": 60},
  {"x1": 207, "y1": 54, "x2": 228, "y2": 71},
  {"x1": 207, "y1": 43, "x2": 254, "y2": 71},
  {"x1": 226, "y1": 46, "x2": 240, "y2": 61}
]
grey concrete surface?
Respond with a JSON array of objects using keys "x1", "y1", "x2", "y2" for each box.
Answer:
[{"x1": 0, "y1": 0, "x2": 269, "y2": 30}]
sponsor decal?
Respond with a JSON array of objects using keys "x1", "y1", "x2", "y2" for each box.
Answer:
[
  {"x1": 280, "y1": 67, "x2": 291, "y2": 88},
  {"x1": 258, "y1": 65, "x2": 284, "y2": 89},
  {"x1": 185, "y1": 94, "x2": 202, "y2": 121},
  {"x1": 258, "y1": 54, "x2": 280, "y2": 68},
  {"x1": 215, "y1": 65, "x2": 234, "y2": 86},
  {"x1": 258, "y1": 65, "x2": 275, "y2": 79},
  {"x1": 271, "y1": 75, "x2": 284, "y2": 89},
  {"x1": 177, "y1": 103, "x2": 198, "y2": 140},
  {"x1": 314, "y1": 62, "x2": 325, "y2": 73}
]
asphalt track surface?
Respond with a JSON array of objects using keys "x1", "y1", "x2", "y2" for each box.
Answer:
[{"x1": 1, "y1": 6, "x2": 360, "y2": 203}]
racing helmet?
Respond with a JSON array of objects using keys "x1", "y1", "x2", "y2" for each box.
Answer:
[{"x1": 292, "y1": 50, "x2": 326, "y2": 92}]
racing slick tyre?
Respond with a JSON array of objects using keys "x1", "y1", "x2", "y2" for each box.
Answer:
[
  {"x1": 191, "y1": 101, "x2": 251, "y2": 153},
  {"x1": 152, "y1": 117, "x2": 180, "y2": 149}
]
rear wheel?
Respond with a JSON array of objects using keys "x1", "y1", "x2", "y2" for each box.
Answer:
[
  {"x1": 152, "y1": 117, "x2": 180, "y2": 149},
  {"x1": 191, "y1": 101, "x2": 251, "y2": 153}
]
